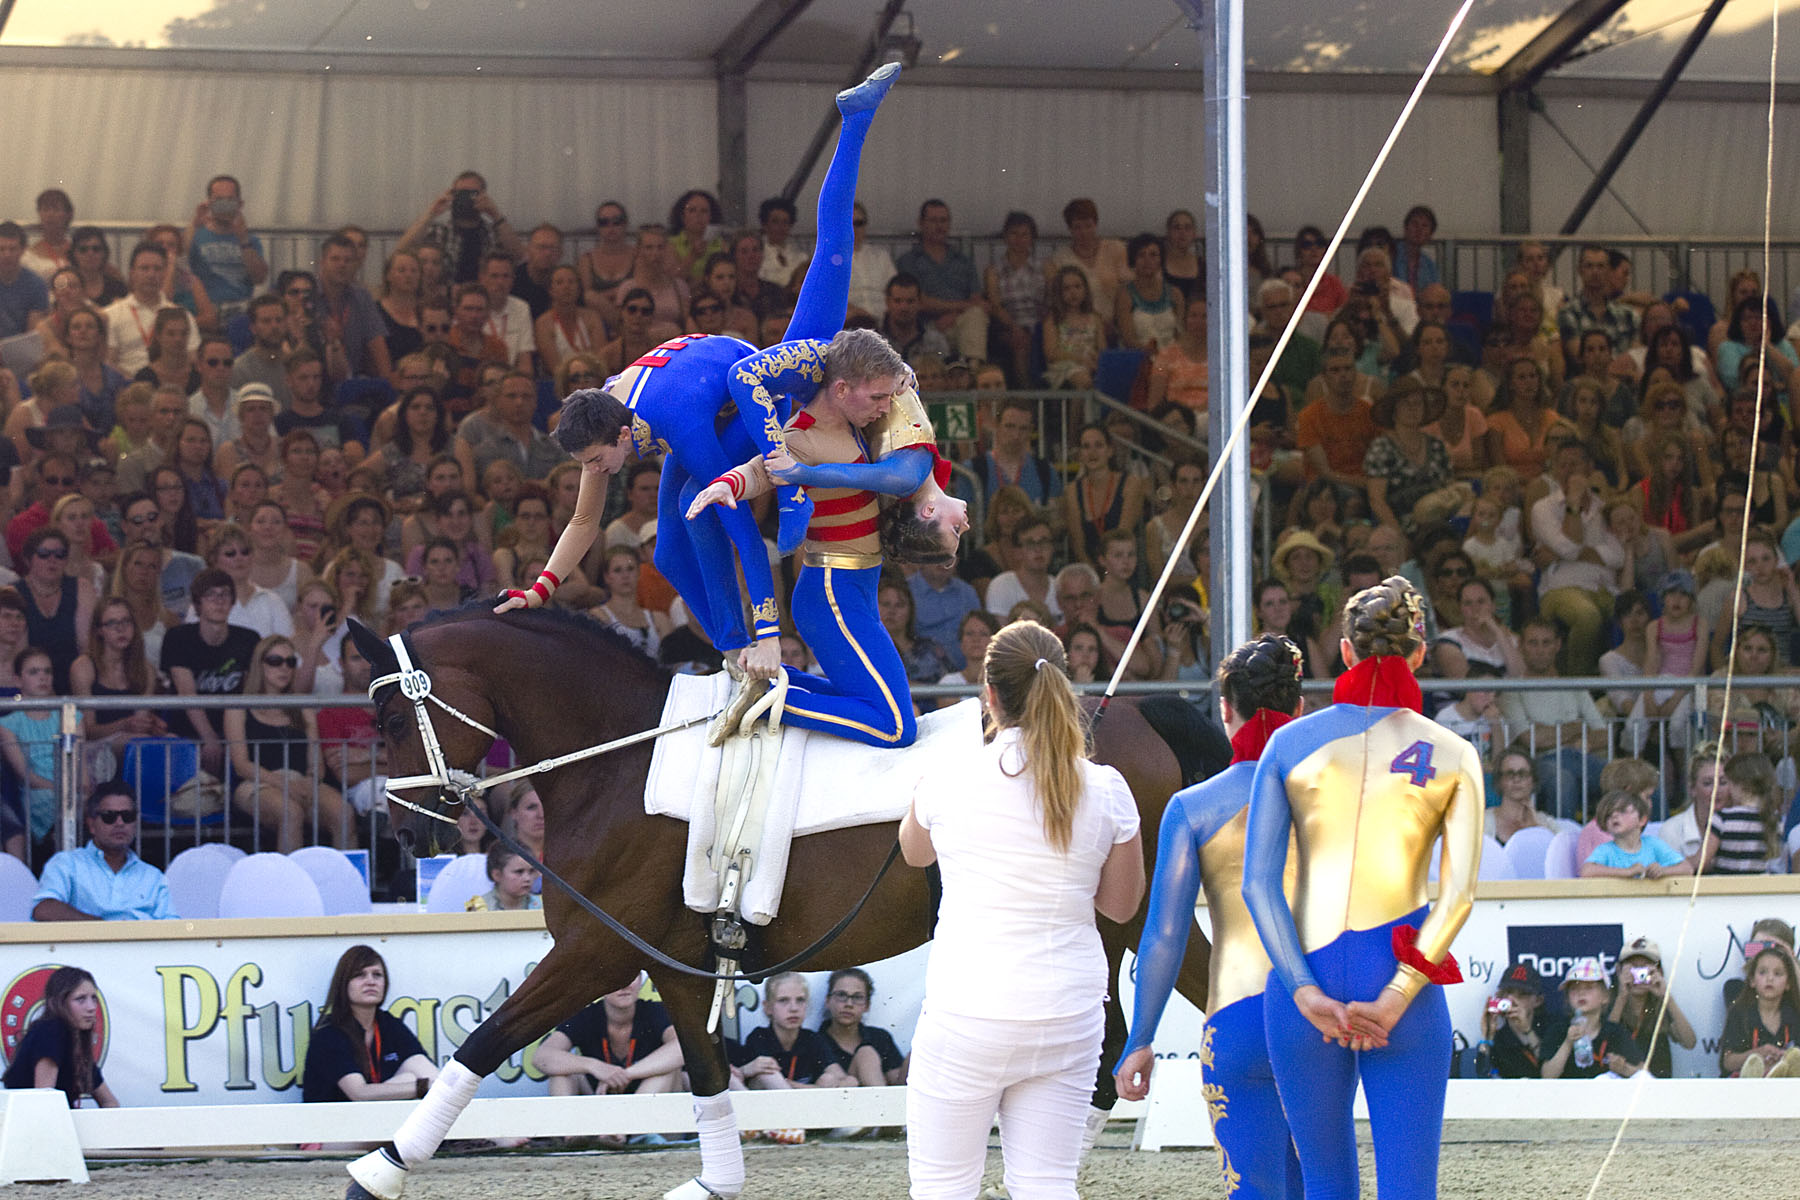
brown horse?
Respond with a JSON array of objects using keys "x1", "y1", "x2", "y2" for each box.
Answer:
[{"x1": 343, "y1": 608, "x2": 1213, "y2": 1200}]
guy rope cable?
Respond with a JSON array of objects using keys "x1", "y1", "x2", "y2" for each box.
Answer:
[
  {"x1": 1099, "y1": 0, "x2": 1476, "y2": 712},
  {"x1": 1584, "y1": 4, "x2": 1781, "y2": 1196}
]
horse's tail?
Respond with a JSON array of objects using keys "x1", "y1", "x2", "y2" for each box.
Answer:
[{"x1": 1133, "y1": 695, "x2": 1232, "y2": 790}]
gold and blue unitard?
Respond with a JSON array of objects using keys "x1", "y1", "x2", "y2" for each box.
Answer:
[
  {"x1": 734, "y1": 396, "x2": 940, "y2": 748},
  {"x1": 1242, "y1": 657, "x2": 1483, "y2": 1200},
  {"x1": 1120, "y1": 712, "x2": 1302, "y2": 1200},
  {"x1": 607, "y1": 63, "x2": 902, "y2": 652}
]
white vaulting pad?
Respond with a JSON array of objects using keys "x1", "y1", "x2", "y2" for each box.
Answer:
[{"x1": 646, "y1": 672, "x2": 984, "y2": 920}]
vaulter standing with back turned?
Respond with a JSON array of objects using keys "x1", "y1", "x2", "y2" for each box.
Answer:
[
  {"x1": 1242, "y1": 576, "x2": 1483, "y2": 1200},
  {"x1": 1115, "y1": 634, "x2": 1307, "y2": 1199}
]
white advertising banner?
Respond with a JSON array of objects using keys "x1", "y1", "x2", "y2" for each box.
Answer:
[{"x1": 0, "y1": 917, "x2": 933, "y2": 1107}]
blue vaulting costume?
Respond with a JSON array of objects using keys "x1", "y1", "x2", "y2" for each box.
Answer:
[
  {"x1": 1121, "y1": 706, "x2": 1303, "y2": 1199},
  {"x1": 609, "y1": 63, "x2": 902, "y2": 655},
  {"x1": 1243, "y1": 636, "x2": 1483, "y2": 1200}
]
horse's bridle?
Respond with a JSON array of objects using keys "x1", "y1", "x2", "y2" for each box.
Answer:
[
  {"x1": 364, "y1": 630, "x2": 906, "y2": 985},
  {"x1": 367, "y1": 631, "x2": 708, "y2": 827}
]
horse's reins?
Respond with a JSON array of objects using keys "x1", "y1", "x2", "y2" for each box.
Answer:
[{"x1": 368, "y1": 632, "x2": 904, "y2": 984}]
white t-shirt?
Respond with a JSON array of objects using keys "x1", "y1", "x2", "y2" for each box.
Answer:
[
  {"x1": 913, "y1": 726, "x2": 1138, "y2": 1020},
  {"x1": 485, "y1": 296, "x2": 533, "y2": 366},
  {"x1": 104, "y1": 293, "x2": 198, "y2": 376},
  {"x1": 984, "y1": 571, "x2": 1062, "y2": 622}
]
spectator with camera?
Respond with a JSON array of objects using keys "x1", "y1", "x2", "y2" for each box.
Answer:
[
  {"x1": 1543, "y1": 958, "x2": 1641, "y2": 1079},
  {"x1": 397, "y1": 170, "x2": 524, "y2": 286},
  {"x1": 1608, "y1": 936, "x2": 1695, "y2": 1078},
  {"x1": 1482, "y1": 963, "x2": 1563, "y2": 1079}
]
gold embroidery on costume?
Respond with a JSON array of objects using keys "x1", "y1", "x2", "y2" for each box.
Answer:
[
  {"x1": 1198, "y1": 1024, "x2": 1239, "y2": 1196},
  {"x1": 751, "y1": 598, "x2": 779, "y2": 625},
  {"x1": 1198, "y1": 1024, "x2": 1228, "y2": 1126}
]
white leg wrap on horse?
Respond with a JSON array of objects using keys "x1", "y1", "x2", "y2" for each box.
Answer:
[
  {"x1": 692, "y1": 1091, "x2": 745, "y2": 1197},
  {"x1": 393, "y1": 1059, "x2": 482, "y2": 1166},
  {"x1": 1076, "y1": 1105, "x2": 1110, "y2": 1164}
]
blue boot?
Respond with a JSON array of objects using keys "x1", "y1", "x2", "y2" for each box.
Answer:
[
  {"x1": 777, "y1": 487, "x2": 813, "y2": 556},
  {"x1": 837, "y1": 62, "x2": 900, "y2": 116}
]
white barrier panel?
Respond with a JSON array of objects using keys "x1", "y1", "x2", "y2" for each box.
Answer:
[
  {"x1": 1134, "y1": 1075, "x2": 1800, "y2": 1151},
  {"x1": 69, "y1": 1087, "x2": 913, "y2": 1150}
]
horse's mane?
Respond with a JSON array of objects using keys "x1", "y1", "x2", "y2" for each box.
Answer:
[{"x1": 414, "y1": 601, "x2": 674, "y2": 682}]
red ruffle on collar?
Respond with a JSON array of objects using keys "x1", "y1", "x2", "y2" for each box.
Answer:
[
  {"x1": 1229, "y1": 708, "x2": 1295, "y2": 764},
  {"x1": 931, "y1": 448, "x2": 953, "y2": 491},
  {"x1": 1332, "y1": 654, "x2": 1423, "y2": 714}
]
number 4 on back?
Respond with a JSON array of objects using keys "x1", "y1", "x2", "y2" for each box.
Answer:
[{"x1": 1390, "y1": 740, "x2": 1436, "y2": 787}]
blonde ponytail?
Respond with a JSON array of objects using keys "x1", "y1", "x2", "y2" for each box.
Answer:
[{"x1": 985, "y1": 620, "x2": 1088, "y2": 853}]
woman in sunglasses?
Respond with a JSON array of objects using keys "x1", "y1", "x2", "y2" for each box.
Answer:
[
  {"x1": 71, "y1": 597, "x2": 166, "y2": 761},
  {"x1": 19, "y1": 527, "x2": 93, "y2": 694},
  {"x1": 224, "y1": 634, "x2": 357, "y2": 853},
  {"x1": 66, "y1": 227, "x2": 127, "y2": 308},
  {"x1": 577, "y1": 201, "x2": 634, "y2": 328}
]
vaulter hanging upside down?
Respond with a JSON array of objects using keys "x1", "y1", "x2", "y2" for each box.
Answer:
[{"x1": 497, "y1": 60, "x2": 968, "y2": 747}]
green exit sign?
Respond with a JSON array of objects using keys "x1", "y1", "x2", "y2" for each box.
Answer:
[{"x1": 927, "y1": 401, "x2": 976, "y2": 441}]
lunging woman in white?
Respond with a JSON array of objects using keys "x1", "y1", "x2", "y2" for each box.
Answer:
[{"x1": 900, "y1": 619, "x2": 1144, "y2": 1199}]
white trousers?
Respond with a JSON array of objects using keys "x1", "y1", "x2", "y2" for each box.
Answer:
[{"x1": 905, "y1": 1004, "x2": 1103, "y2": 1200}]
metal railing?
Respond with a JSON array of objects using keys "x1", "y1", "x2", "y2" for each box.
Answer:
[{"x1": 9, "y1": 672, "x2": 1796, "y2": 880}]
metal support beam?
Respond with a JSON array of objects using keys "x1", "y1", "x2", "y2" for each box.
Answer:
[
  {"x1": 1494, "y1": 0, "x2": 1630, "y2": 92},
  {"x1": 1498, "y1": 88, "x2": 1533, "y2": 234},
  {"x1": 779, "y1": 0, "x2": 907, "y2": 203},
  {"x1": 1558, "y1": 0, "x2": 1730, "y2": 238},
  {"x1": 1190, "y1": 0, "x2": 1251, "y2": 668},
  {"x1": 714, "y1": 0, "x2": 815, "y2": 75},
  {"x1": 1493, "y1": 0, "x2": 1630, "y2": 240},
  {"x1": 717, "y1": 72, "x2": 750, "y2": 228},
  {"x1": 711, "y1": 0, "x2": 818, "y2": 227}
]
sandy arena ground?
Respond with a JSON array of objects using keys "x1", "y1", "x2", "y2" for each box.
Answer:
[{"x1": 65, "y1": 1120, "x2": 1789, "y2": 1199}]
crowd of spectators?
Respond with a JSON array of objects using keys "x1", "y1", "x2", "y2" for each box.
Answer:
[
  {"x1": 6, "y1": 176, "x2": 1800, "y2": 882},
  {"x1": 1478, "y1": 920, "x2": 1800, "y2": 1079}
]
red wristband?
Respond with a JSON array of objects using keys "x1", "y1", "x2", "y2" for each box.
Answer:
[
  {"x1": 1392, "y1": 924, "x2": 1463, "y2": 985},
  {"x1": 539, "y1": 568, "x2": 562, "y2": 589},
  {"x1": 529, "y1": 580, "x2": 553, "y2": 604},
  {"x1": 710, "y1": 471, "x2": 745, "y2": 500}
]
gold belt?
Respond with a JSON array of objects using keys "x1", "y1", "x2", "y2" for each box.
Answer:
[{"x1": 803, "y1": 549, "x2": 882, "y2": 571}]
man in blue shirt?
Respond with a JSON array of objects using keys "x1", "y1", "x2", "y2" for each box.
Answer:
[
  {"x1": 32, "y1": 782, "x2": 175, "y2": 921},
  {"x1": 187, "y1": 175, "x2": 269, "y2": 313},
  {"x1": 895, "y1": 200, "x2": 991, "y2": 363},
  {"x1": 0, "y1": 221, "x2": 50, "y2": 339},
  {"x1": 908, "y1": 556, "x2": 979, "y2": 671}
]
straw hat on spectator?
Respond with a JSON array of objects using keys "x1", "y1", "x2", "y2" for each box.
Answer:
[{"x1": 1272, "y1": 528, "x2": 1335, "y2": 583}]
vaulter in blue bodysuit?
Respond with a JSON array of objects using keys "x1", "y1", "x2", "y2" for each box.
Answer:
[
  {"x1": 605, "y1": 62, "x2": 907, "y2": 659},
  {"x1": 1116, "y1": 635, "x2": 1305, "y2": 1200},
  {"x1": 1241, "y1": 578, "x2": 1484, "y2": 1200}
]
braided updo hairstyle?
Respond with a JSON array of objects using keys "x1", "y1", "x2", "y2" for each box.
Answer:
[
  {"x1": 1342, "y1": 575, "x2": 1427, "y2": 661},
  {"x1": 985, "y1": 619, "x2": 1087, "y2": 853},
  {"x1": 1216, "y1": 634, "x2": 1305, "y2": 720}
]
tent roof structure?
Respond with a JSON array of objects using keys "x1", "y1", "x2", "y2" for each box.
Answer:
[{"x1": 2, "y1": 0, "x2": 1793, "y2": 86}]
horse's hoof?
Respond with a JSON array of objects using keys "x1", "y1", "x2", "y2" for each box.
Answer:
[
  {"x1": 346, "y1": 1147, "x2": 408, "y2": 1200},
  {"x1": 665, "y1": 1178, "x2": 738, "y2": 1200}
]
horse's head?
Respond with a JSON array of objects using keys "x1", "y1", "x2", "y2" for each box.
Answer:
[{"x1": 350, "y1": 617, "x2": 499, "y2": 858}]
